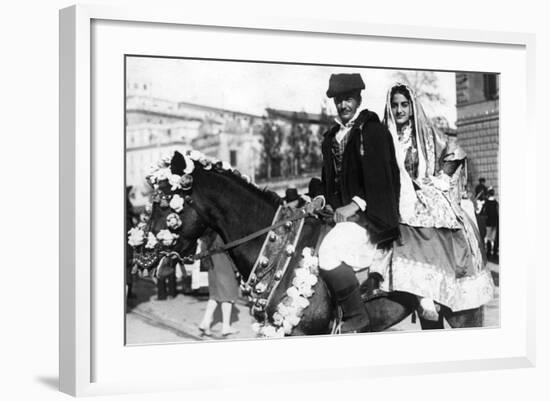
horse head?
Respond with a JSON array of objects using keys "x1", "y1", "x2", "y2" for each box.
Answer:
[
  {"x1": 129, "y1": 148, "x2": 282, "y2": 281},
  {"x1": 128, "y1": 150, "x2": 209, "y2": 276}
]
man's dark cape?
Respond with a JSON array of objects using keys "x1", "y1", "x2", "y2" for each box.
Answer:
[{"x1": 321, "y1": 109, "x2": 400, "y2": 244}]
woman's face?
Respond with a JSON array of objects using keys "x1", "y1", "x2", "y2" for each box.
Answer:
[{"x1": 391, "y1": 93, "x2": 413, "y2": 126}]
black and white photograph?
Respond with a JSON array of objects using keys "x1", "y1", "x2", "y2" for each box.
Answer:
[
  {"x1": 125, "y1": 56, "x2": 500, "y2": 344},
  {"x1": 6, "y1": 0, "x2": 549, "y2": 399}
]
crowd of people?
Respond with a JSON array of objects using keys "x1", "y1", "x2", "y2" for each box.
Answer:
[{"x1": 127, "y1": 73, "x2": 498, "y2": 336}]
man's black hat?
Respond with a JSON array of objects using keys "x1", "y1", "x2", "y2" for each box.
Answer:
[
  {"x1": 284, "y1": 188, "x2": 300, "y2": 203},
  {"x1": 306, "y1": 177, "x2": 323, "y2": 198},
  {"x1": 326, "y1": 73, "x2": 365, "y2": 98}
]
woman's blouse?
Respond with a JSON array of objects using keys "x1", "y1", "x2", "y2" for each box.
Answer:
[{"x1": 398, "y1": 122, "x2": 419, "y2": 180}]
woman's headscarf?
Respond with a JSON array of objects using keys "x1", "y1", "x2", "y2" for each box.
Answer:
[
  {"x1": 383, "y1": 83, "x2": 448, "y2": 220},
  {"x1": 383, "y1": 83, "x2": 448, "y2": 179}
]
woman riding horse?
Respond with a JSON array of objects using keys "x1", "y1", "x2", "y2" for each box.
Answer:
[{"x1": 378, "y1": 83, "x2": 495, "y2": 321}]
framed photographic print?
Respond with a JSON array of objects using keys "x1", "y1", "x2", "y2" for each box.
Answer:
[{"x1": 59, "y1": 4, "x2": 535, "y2": 397}]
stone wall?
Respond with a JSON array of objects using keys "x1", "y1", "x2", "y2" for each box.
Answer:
[{"x1": 455, "y1": 73, "x2": 500, "y2": 196}]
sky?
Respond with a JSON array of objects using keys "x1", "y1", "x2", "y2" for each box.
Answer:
[{"x1": 127, "y1": 56, "x2": 457, "y2": 127}]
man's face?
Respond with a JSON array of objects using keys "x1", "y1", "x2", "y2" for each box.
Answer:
[
  {"x1": 390, "y1": 93, "x2": 412, "y2": 126},
  {"x1": 334, "y1": 92, "x2": 360, "y2": 124}
]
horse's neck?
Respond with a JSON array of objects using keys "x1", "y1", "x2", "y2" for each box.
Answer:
[{"x1": 198, "y1": 171, "x2": 279, "y2": 278}]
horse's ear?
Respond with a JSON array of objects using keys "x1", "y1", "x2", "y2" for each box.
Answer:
[{"x1": 170, "y1": 151, "x2": 186, "y2": 175}]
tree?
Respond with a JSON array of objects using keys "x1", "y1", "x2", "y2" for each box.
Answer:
[
  {"x1": 393, "y1": 71, "x2": 446, "y2": 105},
  {"x1": 259, "y1": 120, "x2": 284, "y2": 179},
  {"x1": 287, "y1": 112, "x2": 311, "y2": 176}
]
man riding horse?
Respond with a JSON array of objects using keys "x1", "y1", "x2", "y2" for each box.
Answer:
[{"x1": 316, "y1": 73, "x2": 401, "y2": 333}]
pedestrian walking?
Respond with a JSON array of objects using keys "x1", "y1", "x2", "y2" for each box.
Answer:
[{"x1": 198, "y1": 230, "x2": 240, "y2": 337}]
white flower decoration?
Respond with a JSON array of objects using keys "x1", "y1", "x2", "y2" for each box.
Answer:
[
  {"x1": 272, "y1": 312, "x2": 284, "y2": 326},
  {"x1": 274, "y1": 328, "x2": 286, "y2": 338},
  {"x1": 145, "y1": 232, "x2": 158, "y2": 249},
  {"x1": 250, "y1": 246, "x2": 321, "y2": 339},
  {"x1": 169, "y1": 194, "x2": 185, "y2": 212},
  {"x1": 221, "y1": 161, "x2": 232, "y2": 170},
  {"x1": 287, "y1": 314, "x2": 300, "y2": 326},
  {"x1": 286, "y1": 286, "x2": 300, "y2": 300},
  {"x1": 166, "y1": 213, "x2": 182, "y2": 230},
  {"x1": 188, "y1": 150, "x2": 203, "y2": 161},
  {"x1": 168, "y1": 173, "x2": 182, "y2": 191},
  {"x1": 157, "y1": 157, "x2": 171, "y2": 168},
  {"x1": 296, "y1": 284, "x2": 314, "y2": 298},
  {"x1": 307, "y1": 274, "x2": 318, "y2": 286},
  {"x1": 302, "y1": 247, "x2": 313, "y2": 258},
  {"x1": 277, "y1": 304, "x2": 291, "y2": 318},
  {"x1": 183, "y1": 154, "x2": 195, "y2": 174},
  {"x1": 262, "y1": 325, "x2": 277, "y2": 338},
  {"x1": 155, "y1": 168, "x2": 171, "y2": 182},
  {"x1": 127, "y1": 227, "x2": 145, "y2": 247},
  {"x1": 156, "y1": 229, "x2": 179, "y2": 247},
  {"x1": 283, "y1": 320, "x2": 293, "y2": 334},
  {"x1": 294, "y1": 296, "x2": 310, "y2": 309}
]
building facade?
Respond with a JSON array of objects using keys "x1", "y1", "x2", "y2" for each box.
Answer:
[
  {"x1": 125, "y1": 82, "x2": 264, "y2": 200},
  {"x1": 455, "y1": 72, "x2": 500, "y2": 196},
  {"x1": 125, "y1": 82, "x2": 334, "y2": 201}
]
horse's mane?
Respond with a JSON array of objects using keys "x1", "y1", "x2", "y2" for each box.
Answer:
[{"x1": 204, "y1": 165, "x2": 282, "y2": 206}]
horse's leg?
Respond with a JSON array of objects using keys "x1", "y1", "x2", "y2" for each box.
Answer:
[
  {"x1": 293, "y1": 280, "x2": 334, "y2": 335},
  {"x1": 157, "y1": 278, "x2": 167, "y2": 300},
  {"x1": 444, "y1": 306, "x2": 484, "y2": 328},
  {"x1": 168, "y1": 272, "x2": 177, "y2": 297}
]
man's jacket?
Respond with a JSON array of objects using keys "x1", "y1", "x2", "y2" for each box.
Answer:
[{"x1": 321, "y1": 109, "x2": 401, "y2": 244}]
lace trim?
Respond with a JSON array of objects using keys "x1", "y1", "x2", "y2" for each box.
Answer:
[{"x1": 391, "y1": 256, "x2": 495, "y2": 311}]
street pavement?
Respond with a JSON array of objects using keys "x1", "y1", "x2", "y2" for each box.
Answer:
[{"x1": 126, "y1": 257, "x2": 500, "y2": 344}]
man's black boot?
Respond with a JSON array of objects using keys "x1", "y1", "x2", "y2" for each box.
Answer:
[{"x1": 321, "y1": 263, "x2": 370, "y2": 333}]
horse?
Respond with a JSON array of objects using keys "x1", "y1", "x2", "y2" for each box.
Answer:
[{"x1": 134, "y1": 151, "x2": 485, "y2": 336}]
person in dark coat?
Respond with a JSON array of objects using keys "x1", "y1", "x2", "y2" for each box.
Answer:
[
  {"x1": 316, "y1": 73, "x2": 401, "y2": 333},
  {"x1": 475, "y1": 178, "x2": 488, "y2": 201},
  {"x1": 481, "y1": 188, "x2": 499, "y2": 256}
]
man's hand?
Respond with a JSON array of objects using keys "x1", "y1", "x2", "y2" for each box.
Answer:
[
  {"x1": 317, "y1": 204, "x2": 334, "y2": 223},
  {"x1": 334, "y1": 202, "x2": 360, "y2": 223}
]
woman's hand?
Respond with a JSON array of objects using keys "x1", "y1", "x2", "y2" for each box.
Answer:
[{"x1": 334, "y1": 202, "x2": 360, "y2": 223}]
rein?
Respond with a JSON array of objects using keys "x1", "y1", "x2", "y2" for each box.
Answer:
[
  {"x1": 191, "y1": 208, "x2": 309, "y2": 261},
  {"x1": 189, "y1": 196, "x2": 325, "y2": 261}
]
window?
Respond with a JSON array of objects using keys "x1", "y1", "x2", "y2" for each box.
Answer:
[
  {"x1": 230, "y1": 150, "x2": 237, "y2": 167},
  {"x1": 483, "y1": 74, "x2": 499, "y2": 100}
]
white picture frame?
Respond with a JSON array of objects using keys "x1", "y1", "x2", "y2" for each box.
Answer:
[{"x1": 59, "y1": 4, "x2": 536, "y2": 397}]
